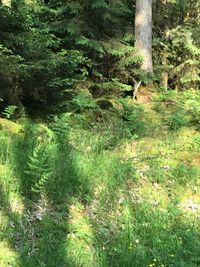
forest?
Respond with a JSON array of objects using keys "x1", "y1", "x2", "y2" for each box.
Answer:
[{"x1": 0, "y1": 0, "x2": 200, "y2": 266}]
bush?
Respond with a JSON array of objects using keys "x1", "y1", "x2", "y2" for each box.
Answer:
[{"x1": 166, "y1": 111, "x2": 188, "y2": 130}]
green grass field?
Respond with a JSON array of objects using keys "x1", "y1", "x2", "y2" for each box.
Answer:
[{"x1": 0, "y1": 90, "x2": 200, "y2": 267}]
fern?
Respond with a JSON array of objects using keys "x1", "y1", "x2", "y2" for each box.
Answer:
[
  {"x1": 25, "y1": 125, "x2": 58, "y2": 194},
  {"x1": 91, "y1": 0, "x2": 109, "y2": 9},
  {"x1": 2, "y1": 105, "x2": 17, "y2": 119},
  {"x1": 73, "y1": 91, "x2": 97, "y2": 110}
]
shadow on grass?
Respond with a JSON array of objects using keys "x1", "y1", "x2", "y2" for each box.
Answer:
[
  {"x1": 0, "y1": 121, "x2": 93, "y2": 267},
  {"x1": 1, "y1": 119, "x2": 200, "y2": 267}
]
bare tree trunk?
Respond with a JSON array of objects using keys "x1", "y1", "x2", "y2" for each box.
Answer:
[
  {"x1": 161, "y1": 50, "x2": 168, "y2": 91},
  {"x1": 135, "y1": 0, "x2": 153, "y2": 74},
  {"x1": 161, "y1": 71, "x2": 168, "y2": 91}
]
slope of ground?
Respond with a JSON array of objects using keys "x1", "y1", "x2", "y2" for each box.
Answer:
[{"x1": 0, "y1": 90, "x2": 200, "y2": 267}]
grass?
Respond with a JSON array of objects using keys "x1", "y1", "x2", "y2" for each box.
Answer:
[{"x1": 0, "y1": 90, "x2": 200, "y2": 266}]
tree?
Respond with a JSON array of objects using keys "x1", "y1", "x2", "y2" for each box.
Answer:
[
  {"x1": 135, "y1": 0, "x2": 153, "y2": 75},
  {"x1": 47, "y1": 0, "x2": 139, "y2": 105},
  {"x1": 0, "y1": 0, "x2": 88, "y2": 115},
  {"x1": 153, "y1": 0, "x2": 200, "y2": 90}
]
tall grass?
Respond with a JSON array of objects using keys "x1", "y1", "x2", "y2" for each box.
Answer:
[{"x1": 0, "y1": 94, "x2": 200, "y2": 267}]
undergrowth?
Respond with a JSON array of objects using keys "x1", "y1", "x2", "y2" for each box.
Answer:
[{"x1": 0, "y1": 90, "x2": 200, "y2": 267}]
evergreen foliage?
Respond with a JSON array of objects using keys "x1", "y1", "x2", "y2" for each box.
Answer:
[
  {"x1": 45, "y1": 0, "x2": 141, "y2": 103},
  {"x1": 0, "y1": 0, "x2": 199, "y2": 115},
  {"x1": 0, "y1": 0, "x2": 88, "y2": 114},
  {"x1": 0, "y1": 2, "x2": 200, "y2": 266},
  {"x1": 153, "y1": 0, "x2": 200, "y2": 90}
]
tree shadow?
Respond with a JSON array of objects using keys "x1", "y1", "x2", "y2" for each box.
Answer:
[
  {"x1": 0, "y1": 120, "x2": 93, "y2": 267},
  {"x1": 1, "y1": 117, "x2": 200, "y2": 267}
]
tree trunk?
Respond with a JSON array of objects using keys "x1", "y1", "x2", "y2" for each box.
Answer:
[
  {"x1": 135, "y1": 0, "x2": 153, "y2": 74},
  {"x1": 161, "y1": 71, "x2": 168, "y2": 91},
  {"x1": 161, "y1": 50, "x2": 168, "y2": 91}
]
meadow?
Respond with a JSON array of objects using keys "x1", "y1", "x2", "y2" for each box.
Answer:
[{"x1": 0, "y1": 90, "x2": 200, "y2": 267}]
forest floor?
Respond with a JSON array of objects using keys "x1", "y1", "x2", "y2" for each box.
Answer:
[{"x1": 0, "y1": 90, "x2": 200, "y2": 267}]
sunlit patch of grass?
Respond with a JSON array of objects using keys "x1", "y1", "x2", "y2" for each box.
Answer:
[
  {"x1": 0, "y1": 211, "x2": 9, "y2": 231},
  {"x1": 172, "y1": 127, "x2": 200, "y2": 151},
  {"x1": 171, "y1": 164, "x2": 199, "y2": 185},
  {"x1": 190, "y1": 154, "x2": 200, "y2": 167},
  {"x1": 138, "y1": 181, "x2": 170, "y2": 209},
  {"x1": 176, "y1": 126, "x2": 199, "y2": 139},
  {"x1": 137, "y1": 137, "x2": 164, "y2": 156},
  {"x1": 65, "y1": 198, "x2": 99, "y2": 267},
  {"x1": 0, "y1": 118, "x2": 22, "y2": 134},
  {"x1": 143, "y1": 108, "x2": 163, "y2": 124},
  {"x1": 174, "y1": 151, "x2": 198, "y2": 163},
  {"x1": 0, "y1": 165, "x2": 24, "y2": 214},
  {"x1": 0, "y1": 93, "x2": 200, "y2": 266},
  {"x1": 177, "y1": 187, "x2": 200, "y2": 208},
  {"x1": 142, "y1": 108, "x2": 164, "y2": 136},
  {"x1": 0, "y1": 241, "x2": 19, "y2": 267},
  {"x1": 8, "y1": 193, "x2": 24, "y2": 214},
  {"x1": 130, "y1": 125, "x2": 200, "y2": 185},
  {"x1": 0, "y1": 164, "x2": 5, "y2": 172}
]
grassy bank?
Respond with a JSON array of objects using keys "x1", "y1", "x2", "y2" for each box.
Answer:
[{"x1": 0, "y1": 90, "x2": 200, "y2": 267}]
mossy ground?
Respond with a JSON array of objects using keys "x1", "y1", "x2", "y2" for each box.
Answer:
[{"x1": 0, "y1": 91, "x2": 200, "y2": 267}]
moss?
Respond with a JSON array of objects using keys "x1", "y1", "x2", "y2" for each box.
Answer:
[{"x1": 0, "y1": 118, "x2": 22, "y2": 134}]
